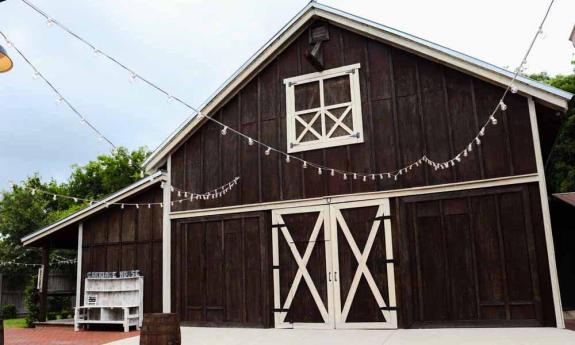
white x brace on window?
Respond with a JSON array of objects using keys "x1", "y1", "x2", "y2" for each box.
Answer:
[{"x1": 284, "y1": 63, "x2": 364, "y2": 153}]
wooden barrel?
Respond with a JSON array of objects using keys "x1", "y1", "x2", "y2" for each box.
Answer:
[{"x1": 140, "y1": 313, "x2": 181, "y2": 345}]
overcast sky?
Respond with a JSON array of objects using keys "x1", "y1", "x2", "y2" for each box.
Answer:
[{"x1": 0, "y1": 0, "x2": 573, "y2": 192}]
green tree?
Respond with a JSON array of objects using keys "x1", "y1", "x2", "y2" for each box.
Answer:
[
  {"x1": 0, "y1": 147, "x2": 149, "y2": 276},
  {"x1": 530, "y1": 61, "x2": 575, "y2": 193}
]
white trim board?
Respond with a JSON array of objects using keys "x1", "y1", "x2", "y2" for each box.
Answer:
[
  {"x1": 143, "y1": 2, "x2": 573, "y2": 172},
  {"x1": 527, "y1": 96, "x2": 564, "y2": 328},
  {"x1": 170, "y1": 173, "x2": 538, "y2": 219},
  {"x1": 21, "y1": 171, "x2": 167, "y2": 246}
]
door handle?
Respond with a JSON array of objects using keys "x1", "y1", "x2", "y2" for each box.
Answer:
[
  {"x1": 328, "y1": 272, "x2": 332, "y2": 282},
  {"x1": 334, "y1": 272, "x2": 338, "y2": 282}
]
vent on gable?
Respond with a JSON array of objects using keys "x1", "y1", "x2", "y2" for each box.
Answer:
[{"x1": 305, "y1": 23, "x2": 330, "y2": 71}]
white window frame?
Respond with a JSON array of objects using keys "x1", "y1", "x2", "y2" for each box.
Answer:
[{"x1": 284, "y1": 63, "x2": 364, "y2": 153}]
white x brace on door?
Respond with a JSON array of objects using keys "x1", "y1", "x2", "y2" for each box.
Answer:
[{"x1": 271, "y1": 198, "x2": 397, "y2": 329}]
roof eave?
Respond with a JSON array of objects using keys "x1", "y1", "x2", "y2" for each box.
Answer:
[{"x1": 21, "y1": 171, "x2": 167, "y2": 246}]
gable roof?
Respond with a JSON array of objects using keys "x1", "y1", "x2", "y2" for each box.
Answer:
[
  {"x1": 21, "y1": 171, "x2": 166, "y2": 246},
  {"x1": 143, "y1": 1, "x2": 574, "y2": 172}
]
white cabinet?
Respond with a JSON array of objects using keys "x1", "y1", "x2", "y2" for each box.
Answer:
[{"x1": 74, "y1": 276, "x2": 143, "y2": 332}]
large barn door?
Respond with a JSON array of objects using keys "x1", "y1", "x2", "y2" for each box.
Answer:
[
  {"x1": 271, "y1": 206, "x2": 335, "y2": 329},
  {"x1": 271, "y1": 199, "x2": 397, "y2": 329},
  {"x1": 330, "y1": 199, "x2": 397, "y2": 329}
]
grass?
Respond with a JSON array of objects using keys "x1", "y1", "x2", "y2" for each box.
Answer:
[{"x1": 3, "y1": 318, "x2": 27, "y2": 328}]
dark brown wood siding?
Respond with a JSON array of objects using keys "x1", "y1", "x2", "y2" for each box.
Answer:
[
  {"x1": 396, "y1": 183, "x2": 555, "y2": 328},
  {"x1": 81, "y1": 185, "x2": 163, "y2": 314},
  {"x1": 170, "y1": 20, "x2": 537, "y2": 211},
  {"x1": 171, "y1": 212, "x2": 271, "y2": 327}
]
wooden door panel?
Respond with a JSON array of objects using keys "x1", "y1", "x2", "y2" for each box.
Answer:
[
  {"x1": 174, "y1": 213, "x2": 270, "y2": 327},
  {"x1": 399, "y1": 184, "x2": 551, "y2": 327},
  {"x1": 331, "y1": 199, "x2": 397, "y2": 329},
  {"x1": 272, "y1": 207, "x2": 333, "y2": 328}
]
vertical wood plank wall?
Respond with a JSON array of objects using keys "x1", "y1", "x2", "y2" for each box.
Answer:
[
  {"x1": 81, "y1": 186, "x2": 163, "y2": 313},
  {"x1": 396, "y1": 183, "x2": 555, "y2": 327},
  {"x1": 171, "y1": 212, "x2": 271, "y2": 327},
  {"x1": 170, "y1": 20, "x2": 538, "y2": 212}
]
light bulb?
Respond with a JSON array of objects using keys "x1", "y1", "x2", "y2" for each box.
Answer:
[
  {"x1": 56, "y1": 96, "x2": 64, "y2": 105},
  {"x1": 47, "y1": 18, "x2": 54, "y2": 27},
  {"x1": 248, "y1": 138, "x2": 254, "y2": 146},
  {"x1": 317, "y1": 168, "x2": 322, "y2": 175},
  {"x1": 330, "y1": 169, "x2": 335, "y2": 176},
  {"x1": 511, "y1": 85, "x2": 518, "y2": 94},
  {"x1": 285, "y1": 155, "x2": 290, "y2": 163},
  {"x1": 303, "y1": 161, "x2": 307, "y2": 169},
  {"x1": 479, "y1": 128, "x2": 485, "y2": 136},
  {"x1": 148, "y1": 204, "x2": 151, "y2": 209},
  {"x1": 464, "y1": 150, "x2": 468, "y2": 157},
  {"x1": 53, "y1": 194, "x2": 57, "y2": 201},
  {"x1": 353, "y1": 173, "x2": 357, "y2": 180},
  {"x1": 33, "y1": 72, "x2": 39, "y2": 80},
  {"x1": 221, "y1": 126, "x2": 228, "y2": 135},
  {"x1": 167, "y1": 95, "x2": 173, "y2": 103},
  {"x1": 130, "y1": 73, "x2": 137, "y2": 83},
  {"x1": 371, "y1": 174, "x2": 376, "y2": 180},
  {"x1": 499, "y1": 101, "x2": 507, "y2": 111},
  {"x1": 362, "y1": 176, "x2": 367, "y2": 182},
  {"x1": 343, "y1": 174, "x2": 347, "y2": 180},
  {"x1": 265, "y1": 147, "x2": 271, "y2": 156},
  {"x1": 475, "y1": 137, "x2": 481, "y2": 145},
  {"x1": 491, "y1": 117, "x2": 498, "y2": 125},
  {"x1": 93, "y1": 48, "x2": 100, "y2": 56}
]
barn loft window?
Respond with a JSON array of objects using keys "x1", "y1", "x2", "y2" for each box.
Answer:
[{"x1": 284, "y1": 63, "x2": 364, "y2": 153}]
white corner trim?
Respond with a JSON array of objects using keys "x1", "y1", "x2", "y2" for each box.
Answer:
[
  {"x1": 170, "y1": 173, "x2": 539, "y2": 219},
  {"x1": 162, "y1": 156, "x2": 172, "y2": 313},
  {"x1": 527, "y1": 96, "x2": 564, "y2": 328},
  {"x1": 74, "y1": 222, "x2": 83, "y2": 332}
]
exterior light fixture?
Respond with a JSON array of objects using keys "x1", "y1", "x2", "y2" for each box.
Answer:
[{"x1": 0, "y1": 44, "x2": 14, "y2": 73}]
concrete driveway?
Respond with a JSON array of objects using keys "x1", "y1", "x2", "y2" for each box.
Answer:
[{"x1": 106, "y1": 327, "x2": 575, "y2": 345}]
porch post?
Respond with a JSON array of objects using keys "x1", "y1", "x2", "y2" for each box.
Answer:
[
  {"x1": 528, "y1": 96, "x2": 564, "y2": 328},
  {"x1": 162, "y1": 157, "x2": 172, "y2": 312},
  {"x1": 74, "y1": 223, "x2": 83, "y2": 331},
  {"x1": 38, "y1": 243, "x2": 50, "y2": 322}
]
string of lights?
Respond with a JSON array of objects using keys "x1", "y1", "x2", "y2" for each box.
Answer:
[
  {"x1": 0, "y1": 31, "x2": 117, "y2": 151},
  {"x1": 9, "y1": 176, "x2": 240, "y2": 209},
  {"x1": 14, "y1": 0, "x2": 555, "y2": 181},
  {"x1": 0, "y1": 253, "x2": 77, "y2": 268}
]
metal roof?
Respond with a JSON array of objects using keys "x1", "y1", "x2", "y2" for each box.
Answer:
[
  {"x1": 21, "y1": 171, "x2": 166, "y2": 246},
  {"x1": 143, "y1": 1, "x2": 573, "y2": 172},
  {"x1": 554, "y1": 192, "x2": 575, "y2": 208}
]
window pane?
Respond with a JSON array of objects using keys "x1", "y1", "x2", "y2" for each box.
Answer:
[
  {"x1": 294, "y1": 81, "x2": 320, "y2": 111},
  {"x1": 295, "y1": 111, "x2": 322, "y2": 143},
  {"x1": 324, "y1": 75, "x2": 351, "y2": 106},
  {"x1": 325, "y1": 106, "x2": 354, "y2": 138}
]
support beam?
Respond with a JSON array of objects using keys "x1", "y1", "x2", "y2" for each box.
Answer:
[
  {"x1": 74, "y1": 223, "x2": 83, "y2": 331},
  {"x1": 162, "y1": 156, "x2": 172, "y2": 312},
  {"x1": 38, "y1": 244, "x2": 50, "y2": 322},
  {"x1": 528, "y1": 96, "x2": 564, "y2": 328}
]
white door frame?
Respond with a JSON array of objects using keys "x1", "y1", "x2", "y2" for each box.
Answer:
[
  {"x1": 271, "y1": 198, "x2": 397, "y2": 329},
  {"x1": 271, "y1": 205, "x2": 335, "y2": 329}
]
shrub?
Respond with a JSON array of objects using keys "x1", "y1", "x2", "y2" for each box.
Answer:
[
  {"x1": 23, "y1": 276, "x2": 40, "y2": 328},
  {"x1": 1, "y1": 304, "x2": 17, "y2": 319}
]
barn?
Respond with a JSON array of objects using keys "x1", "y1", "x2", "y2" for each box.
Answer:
[{"x1": 22, "y1": 2, "x2": 573, "y2": 330}]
